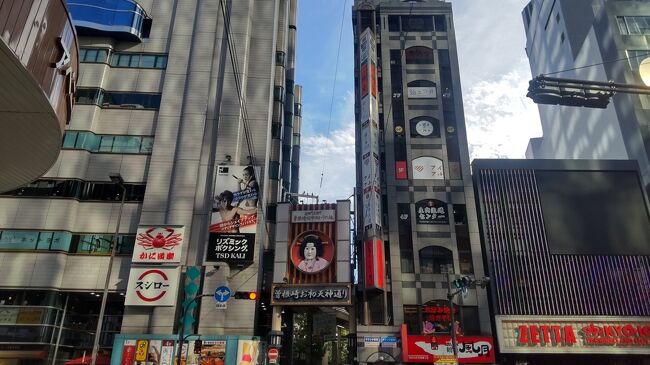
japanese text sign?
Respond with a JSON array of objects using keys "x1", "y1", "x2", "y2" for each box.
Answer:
[
  {"x1": 131, "y1": 226, "x2": 184, "y2": 264},
  {"x1": 125, "y1": 267, "x2": 181, "y2": 306},
  {"x1": 206, "y1": 233, "x2": 255, "y2": 263}
]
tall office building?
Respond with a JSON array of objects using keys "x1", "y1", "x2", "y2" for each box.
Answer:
[
  {"x1": 0, "y1": 0, "x2": 300, "y2": 363},
  {"x1": 523, "y1": 0, "x2": 650, "y2": 191},
  {"x1": 352, "y1": 1, "x2": 493, "y2": 363}
]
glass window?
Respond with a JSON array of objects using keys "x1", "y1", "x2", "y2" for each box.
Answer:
[
  {"x1": 129, "y1": 55, "x2": 140, "y2": 67},
  {"x1": 388, "y1": 15, "x2": 400, "y2": 32},
  {"x1": 140, "y1": 55, "x2": 156, "y2": 68},
  {"x1": 77, "y1": 235, "x2": 112, "y2": 254},
  {"x1": 419, "y1": 246, "x2": 453, "y2": 274},
  {"x1": 401, "y1": 15, "x2": 433, "y2": 32},
  {"x1": 405, "y1": 47, "x2": 434, "y2": 64},
  {"x1": 434, "y1": 15, "x2": 447, "y2": 32},
  {"x1": 117, "y1": 235, "x2": 135, "y2": 255},
  {"x1": 618, "y1": 16, "x2": 650, "y2": 35},
  {"x1": 75, "y1": 88, "x2": 101, "y2": 105},
  {"x1": 36, "y1": 232, "x2": 54, "y2": 250},
  {"x1": 155, "y1": 56, "x2": 167, "y2": 69},
  {"x1": 140, "y1": 137, "x2": 154, "y2": 153},
  {"x1": 0, "y1": 231, "x2": 39, "y2": 250},
  {"x1": 51, "y1": 232, "x2": 72, "y2": 251},
  {"x1": 117, "y1": 54, "x2": 131, "y2": 67},
  {"x1": 98, "y1": 136, "x2": 114, "y2": 152},
  {"x1": 84, "y1": 49, "x2": 98, "y2": 62},
  {"x1": 63, "y1": 132, "x2": 78, "y2": 148},
  {"x1": 113, "y1": 136, "x2": 140, "y2": 153}
]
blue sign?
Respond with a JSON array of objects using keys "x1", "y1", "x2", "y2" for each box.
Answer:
[{"x1": 214, "y1": 286, "x2": 231, "y2": 303}]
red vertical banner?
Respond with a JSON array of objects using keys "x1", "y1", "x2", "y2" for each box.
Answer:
[
  {"x1": 364, "y1": 239, "x2": 385, "y2": 290},
  {"x1": 361, "y1": 63, "x2": 369, "y2": 97},
  {"x1": 121, "y1": 340, "x2": 136, "y2": 365},
  {"x1": 370, "y1": 63, "x2": 377, "y2": 98},
  {"x1": 395, "y1": 161, "x2": 408, "y2": 180}
]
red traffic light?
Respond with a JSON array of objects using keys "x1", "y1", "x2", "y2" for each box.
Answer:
[{"x1": 234, "y1": 291, "x2": 257, "y2": 300}]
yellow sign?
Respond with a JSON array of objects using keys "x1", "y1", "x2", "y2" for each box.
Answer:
[
  {"x1": 135, "y1": 340, "x2": 149, "y2": 362},
  {"x1": 16, "y1": 308, "x2": 43, "y2": 324},
  {"x1": 435, "y1": 355, "x2": 458, "y2": 365}
]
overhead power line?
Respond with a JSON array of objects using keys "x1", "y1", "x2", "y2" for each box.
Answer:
[{"x1": 318, "y1": 0, "x2": 349, "y2": 195}]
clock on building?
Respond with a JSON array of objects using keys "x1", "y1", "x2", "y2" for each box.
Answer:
[{"x1": 415, "y1": 119, "x2": 434, "y2": 136}]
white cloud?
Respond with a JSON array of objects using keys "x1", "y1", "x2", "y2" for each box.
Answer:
[
  {"x1": 299, "y1": 123, "x2": 356, "y2": 203},
  {"x1": 464, "y1": 61, "x2": 542, "y2": 160}
]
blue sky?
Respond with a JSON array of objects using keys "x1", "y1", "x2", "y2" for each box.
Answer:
[{"x1": 296, "y1": 0, "x2": 542, "y2": 203}]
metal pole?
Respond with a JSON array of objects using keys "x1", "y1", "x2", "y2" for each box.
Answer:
[
  {"x1": 51, "y1": 294, "x2": 69, "y2": 365},
  {"x1": 446, "y1": 268, "x2": 458, "y2": 358},
  {"x1": 91, "y1": 184, "x2": 126, "y2": 365}
]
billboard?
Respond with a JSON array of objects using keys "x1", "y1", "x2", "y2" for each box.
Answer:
[
  {"x1": 132, "y1": 226, "x2": 184, "y2": 264},
  {"x1": 125, "y1": 267, "x2": 181, "y2": 306},
  {"x1": 496, "y1": 316, "x2": 650, "y2": 354},
  {"x1": 207, "y1": 165, "x2": 258, "y2": 264},
  {"x1": 402, "y1": 324, "x2": 495, "y2": 363}
]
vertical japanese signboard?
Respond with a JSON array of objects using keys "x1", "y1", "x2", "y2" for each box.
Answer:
[
  {"x1": 359, "y1": 27, "x2": 382, "y2": 233},
  {"x1": 206, "y1": 165, "x2": 259, "y2": 264}
]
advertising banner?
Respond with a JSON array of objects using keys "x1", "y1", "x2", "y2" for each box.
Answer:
[
  {"x1": 208, "y1": 165, "x2": 258, "y2": 264},
  {"x1": 132, "y1": 226, "x2": 184, "y2": 264},
  {"x1": 206, "y1": 233, "x2": 255, "y2": 263},
  {"x1": 200, "y1": 341, "x2": 226, "y2": 365},
  {"x1": 412, "y1": 156, "x2": 444, "y2": 180},
  {"x1": 415, "y1": 199, "x2": 449, "y2": 224},
  {"x1": 125, "y1": 267, "x2": 181, "y2": 306},
  {"x1": 496, "y1": 316, "x2": 650, "y2": 354},
  {"x1": 0, "y1": 308, "x2": 18, "y2": 325},
  {"x1": 159, "y1": 340, "x2": 175, "y2": 365},
  {"x1": 121, "y1": 340, "x2": 136, "y2": 365},
  {"x1": 236, "y1": 340, "x2": 260, "y2": 365},
  {"x1": 402, "y1": 325, "x2": 495, "y2": 363}
]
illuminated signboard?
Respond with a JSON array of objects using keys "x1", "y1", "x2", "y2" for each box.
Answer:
[{"x1": 496, "y1": 316, "x2": 650, "y2": 354}]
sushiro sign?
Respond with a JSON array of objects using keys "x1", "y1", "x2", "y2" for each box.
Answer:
[{"x1": 125, "y1": 267, "x2": 181, "y2": 306}]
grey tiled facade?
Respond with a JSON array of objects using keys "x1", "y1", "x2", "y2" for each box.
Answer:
[{"x1": 0, "y1": 0, "x2": 300, "y2": 360}]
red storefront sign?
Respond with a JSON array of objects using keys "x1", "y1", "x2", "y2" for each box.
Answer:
[
  {"x1": 496, "y1": 316, "x2": 650, "y2": 354},
  {"x1": 395, "y1": 161, "x2": 408, "y2": 180},
  {"x1": 401, "y1": 325, "x2": 495, "y2": 363},
  {"x1": 364, "y1": 239, "x2": 385, "y2": 290}
]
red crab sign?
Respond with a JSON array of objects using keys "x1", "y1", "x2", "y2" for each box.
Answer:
[{"x1": 131, "y1": 226, "x2": 185, "y2": 264}]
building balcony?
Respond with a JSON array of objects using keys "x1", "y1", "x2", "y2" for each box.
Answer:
[
  {"x1": 0, "y1": 0, "x2": 79, "y2": 193},
  {"x1": 67, "y1": 0, "x2": 152, "y2": 42}
]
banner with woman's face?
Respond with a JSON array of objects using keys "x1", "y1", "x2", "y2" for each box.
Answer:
[{"x1": 207, "y1": 165, "x2": 259, "y2": 265}]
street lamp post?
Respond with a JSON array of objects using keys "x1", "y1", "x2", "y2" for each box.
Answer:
[
  {"x1": 91, "y1": 173, "x2": 126, "y2": 365},
  {"x1": 175, "y1": 294, "x2": 213, "y2": 365}
]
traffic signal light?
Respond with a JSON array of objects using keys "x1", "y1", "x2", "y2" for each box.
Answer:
[
  {"x1": 234, "y1": 291, "x2": 258, "y2": 300},
  {"x1": 453, "y1": 276, "x2": 472, "y2": 289}
]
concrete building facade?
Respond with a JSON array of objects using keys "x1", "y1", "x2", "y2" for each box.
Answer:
[
  {"x1": 0, "y1": 0, "x2": 301, "y2": 363},
  {"x1": 523, "y1": 0, "x2": 650, "y2": 191},
  {"x1": 352, "y1": 1, "x2": 492, "y2": 363}
]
